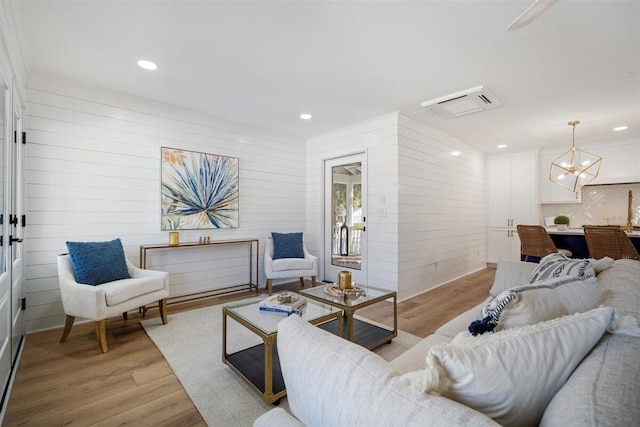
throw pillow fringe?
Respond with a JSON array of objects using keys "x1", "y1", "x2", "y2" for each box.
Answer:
[
  {"x1": 399, "y1": 354, "x2": 451, "y2": 395},
  {"x1": 469, "y1": 291, "x2": 517, "y2": 336},
  {"x1": 607, "y1": 311, "x2": 640, "y2": 337},
  {"x1": 468, "y1": 316, "x2": 495, "y2": 336}
]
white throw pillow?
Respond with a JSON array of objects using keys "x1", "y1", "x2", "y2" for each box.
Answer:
[
  {"x1": 401, "y1": 307, "x2": 615, "y2": 427},
  {"x1": 495, "y1": 287, "x2": 568, "y2": 331},
  {"x1": 469, "y1": 270, "x2": 598, "y2": 335},
  {"x1": 534, "y1": 269, "x2": 599, "y2": 314}
]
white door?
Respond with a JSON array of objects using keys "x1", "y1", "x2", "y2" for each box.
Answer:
[
  {"x1": 0, "y1": 73, "x2": 11, "y2": 399},
  {"x1": 9, "y1": 87, "x2": 24, "y2": 361},
  {"x1": 324, "y1": 154, "x2": 367, "y2": 284}
]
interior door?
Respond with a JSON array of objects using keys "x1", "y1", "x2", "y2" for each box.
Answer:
[
  {"x1": 9, "y1": 87, "x2": 24, "y2": 361},
  {"x1": 324, "y1": 154, "x2": 366, "y2": 285}
]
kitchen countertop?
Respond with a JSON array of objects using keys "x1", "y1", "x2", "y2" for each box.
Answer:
[{"x1": 545, "y1": 227, "x2": 640, "y2": 237}]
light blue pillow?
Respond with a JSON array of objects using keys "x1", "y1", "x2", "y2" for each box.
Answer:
[
  {"x1": 271, "y1": 232, "x2": 304, "y2": 260},
  {"x1": 66, "y1": 238, "x2": 130, "y2": 285}
]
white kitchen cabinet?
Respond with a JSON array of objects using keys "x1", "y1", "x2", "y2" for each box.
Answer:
[
  {"x1": 487, "y1": 153, "x2": 538, "y2": 227},
  {"x1": 488, "y1": 227, "x2": 522, "y2": 263},
  {"x1": 539, "y1": 152, "x2": 582, "y2": 203},
  {"x1": 586, "y1": 141, "x2": 640, "y2": 185},
  {"x1": 487, "y1": 152, "x2": 537, "y2": 264}
]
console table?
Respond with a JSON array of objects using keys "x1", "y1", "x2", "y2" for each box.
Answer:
[{"x1": 140, "y1": 238, "x2": 260, "y2": 302}]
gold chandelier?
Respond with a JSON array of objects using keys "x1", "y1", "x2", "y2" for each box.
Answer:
[{"x1": 549, "y1": 121, "x2": 602, "y2": 192}]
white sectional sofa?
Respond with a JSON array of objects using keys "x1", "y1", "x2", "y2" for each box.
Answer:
[{"x1": 254, "y1": 257, "x2": 640, "y2": 426}]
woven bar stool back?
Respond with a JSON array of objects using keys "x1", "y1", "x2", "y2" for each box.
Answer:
[
  {"x1": 583, "y1": 226, "x2": 640, "y2": 260},
  {"x1": 516, "y1": 225, "x2": 572, "y2": 262}
]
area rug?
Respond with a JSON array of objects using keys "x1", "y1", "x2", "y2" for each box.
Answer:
[{"x1": 141, "y1": 303, "x2": 421, "y2": 427}]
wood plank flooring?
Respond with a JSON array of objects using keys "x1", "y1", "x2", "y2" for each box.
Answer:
[{"x1": 4, "y1": 268, "x2": 494, "y2": 426}]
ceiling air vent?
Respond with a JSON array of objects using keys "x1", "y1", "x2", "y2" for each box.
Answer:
[{"x1": 420, "y1": 85, "x2": 502, "y2": 118}]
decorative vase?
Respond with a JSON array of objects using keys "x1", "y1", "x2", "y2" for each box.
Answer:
[
  {"x1": 557, "y1": 224, "x2": 567, "y2": 231},
  {"x1": 338, "y1": 271, "x2": 352, "y2": 290},
  {"x1": 169, "y1": 231, "x2": 180, "y2": 246}
]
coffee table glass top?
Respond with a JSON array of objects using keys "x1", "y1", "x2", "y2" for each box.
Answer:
[
  {"x1": 224, "y1": 293, "x2": 341, "y2": 336},
  {"x1": 299, "y1": 283, "x2": 394, "y2": 308}
]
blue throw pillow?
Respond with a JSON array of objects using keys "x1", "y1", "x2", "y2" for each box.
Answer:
[
  {"x1": 66, "y1": 238, "x2": 131, "y2": 285},
  {"x1": 272, "y1": 232, "x2": 304, "y2": 259}
]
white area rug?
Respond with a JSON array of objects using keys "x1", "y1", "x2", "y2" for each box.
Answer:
[{"x1": 141, "y1": 303, "x2": 421, "y2": 427}]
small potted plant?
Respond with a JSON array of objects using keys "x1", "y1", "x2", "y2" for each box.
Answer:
[{"x1": 554, "y1": 215, "x2": 570, "y2": 230}]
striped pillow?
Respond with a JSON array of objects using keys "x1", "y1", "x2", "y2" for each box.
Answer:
[{"x1": 528, "y1": 253, "x2": 592, "y2": 283}]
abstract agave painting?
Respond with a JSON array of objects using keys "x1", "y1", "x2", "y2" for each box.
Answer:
[{"x1": 161, "y1": 147, "x2": 239, "y2": 230}]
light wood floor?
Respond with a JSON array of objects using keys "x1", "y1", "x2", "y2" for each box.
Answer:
[{"x1": 3, "y1": 268, "x2": 494, "y2": 426}]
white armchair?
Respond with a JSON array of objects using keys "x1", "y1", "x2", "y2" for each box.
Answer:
[
  {"x1": 58, "y1": 254, "x2": 170, "y2": 353},
  {"x1": 264, "y1": 238, "x2": 317, "y2": 295}
]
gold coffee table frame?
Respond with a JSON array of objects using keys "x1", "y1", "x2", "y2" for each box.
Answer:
[
  {"x1": 222, "y1": 294, "x2": 342, "y2": 404},
  {"x1": 299, "y1": 284, "x2": 397, "y2": 351}
]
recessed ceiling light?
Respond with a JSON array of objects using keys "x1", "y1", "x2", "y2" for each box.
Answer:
[
  {"x1": 613, "y1": 126, "x2": 628, "y2": 131},
  {"x1": 497, "y1": 144, "x2": 507, "y2": 149},
  {"x1": 300, "y1": 113, "x2": 312, "y2": 120},
  {"x1": 137, "y1": 60, "x2": 158, "y2": 71},
  {"x1": 451, "y1": 151, "x2": 461, "y2": 156}
]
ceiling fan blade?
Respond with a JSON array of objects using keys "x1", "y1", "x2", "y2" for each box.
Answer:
[{"x1": 506, "y1": 0, "x2": 559, "y2": 31}]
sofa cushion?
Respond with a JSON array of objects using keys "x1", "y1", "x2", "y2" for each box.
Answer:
[
  {"x1": 400, "y1": 307, "x2": 615, "y2": 427},
  {"x1": 66, "y1": 238, "x2": 130, "y2": 285},
  {"x1": 540, "y1": 259, "x2": 640, "y2": 427},
  {"x1": 596, "y1": 258, "x2": 640, "y2": 317},
  {"x1": 540, "y1": 333, "x2": 640, "y2": 427},
  {"x1": 101, "y1": 276, "x2": 166, "y2": 306},
  {"x1": 272, "y1": 258, "x2": 313, "y2": 272},
  {"x1": 272, "y1": 232, "x2": 304, "y2": 259},
  {"x1": 390, "y1": 334, "x2": 452, "y2": 374},
  {"x1": 435, "y1": 299, "x2": 490, "y2": 338},
  {"x1": 277, "y1": 315, "x2": 499, "y2": 427},
  {"x1": 490, "y1": 259, "x2": 537, "y2": 296}
]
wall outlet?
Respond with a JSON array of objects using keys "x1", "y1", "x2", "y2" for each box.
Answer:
[{"x1": 378, "y1": 207, "x2": 387, "y2": 217}]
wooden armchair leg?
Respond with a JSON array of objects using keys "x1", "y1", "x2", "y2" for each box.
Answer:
[
  {"x1": 60, "y1": 315, "x2": 75, "y2": 343},
  {"x1": 311, "y1": 276, "x2": 317, "y2": 288},
  {"x1": 159, "y1": 299, "x2": 168, "y2": 325},
  {"x1": 299, "y1": 277, "x2": 305, "y2": 287},
  {"x1": 95, "y1": 320, "x2": 108, "y2": 353},
  {"x1": 266, "y1": 279, "x2": 273, "y2": 295}
]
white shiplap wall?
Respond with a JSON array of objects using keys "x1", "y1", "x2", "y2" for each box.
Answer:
[
  {"x1": 307, "y1": 113, "x2": 487, "y2": 301},
  {"x1": 25, "y1": 74, "x2": 306, "y2": 332},
  {"x1": 306, "y1": 113, "x2": 399, "y2": 290},
  {"x1": 397, "y1": 115, "x2": 487, "y2": 299}
]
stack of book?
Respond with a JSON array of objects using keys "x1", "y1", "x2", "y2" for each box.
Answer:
[{"x1": 259, "y1": 293, "x2": 307, "y2": 315}]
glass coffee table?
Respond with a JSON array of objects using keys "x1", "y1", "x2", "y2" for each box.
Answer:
[
  {"x1": 222, "y1": 293, "x2": 341, "y2": 404},
  {"x1": 299, "y1": 284, "x2": 397, "y2": 351}
]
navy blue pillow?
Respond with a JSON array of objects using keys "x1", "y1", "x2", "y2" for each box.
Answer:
[
  {"x1": 272, "y1": 232, "x2": 304, "y2": 259},
  {"x1": 66, "y1": 238, "x2": 131, "y2": 285}
]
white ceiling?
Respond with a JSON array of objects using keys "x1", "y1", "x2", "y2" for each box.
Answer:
[{"x1": 11, "y1": 0, "x2": 640, "y2": 153}]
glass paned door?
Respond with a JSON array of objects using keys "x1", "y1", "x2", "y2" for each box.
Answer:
[
  {"x1": 324, "y1": 154, "x2": 366, "y2": 284},
  {"x1": 0, "y1": 75, "x2": 10, "y2": 401},
  {"x1": 10, "y1": 88, "x2": 24, "y2": 361}
]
